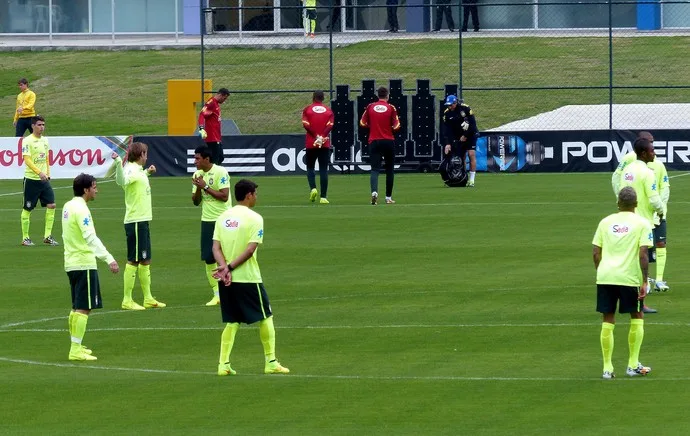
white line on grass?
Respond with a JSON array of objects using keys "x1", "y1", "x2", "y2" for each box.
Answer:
[
  {"x1": 669, "y1": 172, "x2": 690, "y2": 179},
  {"x1": 2, "y1": 321, "x2": 686, "y2": 334},
  {"x1": 0, "y1": 304, "x2": 201, "y2": 329},
  {"x1": 0, "y1": 179, "x2": 116, "y2": 197},
  {"x1": 3, "y1": 356, "x2": 687, "y2": 381}
]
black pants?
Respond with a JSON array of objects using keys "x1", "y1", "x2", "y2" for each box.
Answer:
[
  {"x1": 370, "y1": 139, "x2": 395, "y2": 197},
  {"x1": 435, "y1": 0, "x2": 455, "y2": 30},
  {"x1": 306, "y1": 147, "x2": 331, "y2": 197},
  {"x1": 462, "y1": 1, "x2": 479, "y2": 31},
  {"x1": 206, "y1": 141, "x2": 224, "y2": 165},
  {"x1": 387, "y1": 6, "x2": 398, "y2": 30},
  {"x1": 15, "y1": 117, "x2": 33, "y2": 137}
]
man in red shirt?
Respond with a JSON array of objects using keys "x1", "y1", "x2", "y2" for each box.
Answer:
[
  {"x1": 198, "y1": 88, "x2": 230, "y2": 165},
  {"x1": 302, "y1": 91, "x2": 334, "y2": 204},
  {"x1": 359, "y1": 86, "x2": 401, "y2": 205}
]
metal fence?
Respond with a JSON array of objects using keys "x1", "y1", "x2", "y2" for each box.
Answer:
[{"x1": 200, "y1": 1, "x2": 690, "y2": 135}]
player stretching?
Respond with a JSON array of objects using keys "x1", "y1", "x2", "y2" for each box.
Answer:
[{"x1": 112, "y1": 144, "x2": 166, "y2": 310}]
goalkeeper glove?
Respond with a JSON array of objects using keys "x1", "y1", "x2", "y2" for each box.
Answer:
[
  {"x1": 313, "y1": 135, "x2": 324, "y2": 148},
  {"x1": 461, "y1": 121, "x2": 469, "y2": 131},
  {"x1": 198, "y1": 126, "x2": 208, "y2": 140}
]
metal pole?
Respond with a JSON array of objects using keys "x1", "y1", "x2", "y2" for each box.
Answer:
[
  {"x1": 608, "y1": 0, "x2": 613, "y2": 130},
  {"x1": 329, "y1": 4, "x2": 334, "y2": 101},
  {"x1": 48, "y1": 0, "x2": 53, "y2": 43},
  {"x1": 175, "y1": 0, "x2": 179, "y2": 43},
  {"x1": 88, "y1": 0, "x2": 93, "y2": 33},
  {"x1": 201, "y1": 0, "x2": 206, "y2": 105},
  {"x1": 112, "y1": 0, "x2": 116, "y2": 43},
  {"x1": 458, "y1": 2, "x2": 463, "y2": 98},
  {"x1": 239, "y1": 0, "x2": 244, "y2": 42}
]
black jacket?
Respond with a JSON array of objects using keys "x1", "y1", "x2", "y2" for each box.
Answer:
[{"x1": 442, "y1": 103, "x2": 478, "y2": 144}]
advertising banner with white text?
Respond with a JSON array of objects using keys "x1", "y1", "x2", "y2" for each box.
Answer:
[{"x1": 0, "y1": 136, "x2": 131, "y2": 180}]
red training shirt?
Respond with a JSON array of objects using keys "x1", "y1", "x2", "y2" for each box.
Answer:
[
  {"x1": 198, "y1": 97, "x2": 222, "y2": 143},
  {"x1": 359, "y1": 100, "x2": 401, "y2": 143},
  {"x1": 302, "y1": 102, "x2": 335, "y2": 149}
]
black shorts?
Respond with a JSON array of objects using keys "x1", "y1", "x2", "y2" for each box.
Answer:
[
  {"x1": 305, "y1": 147, "x2": 331, "y2": 171},
  {"x1": 67, "y1": 270, "x2": 102, "y2": 311},
  {"x1": 654, "y1": 220, "x2": 667, "y2": 245},
  {"x1": 306, "y1": 8, "x2": 317, "y2": 19},
  {"x1": 596, "y1": 284, "x2": 643, "y2": 314},
  {"x1": 219, "y1": 282, "x2": 272, "y2": 324},
  {"x1": 125, "y1": 221, "x2": 152, "y2": 262},
  {"x1": 200, "y1": 220, "x2": 215, "y2": 263},
  {"x1": 22, "y1": 178, "x2": 55, "y2": 211},
  {"x1": 457, "y1": 136, "x2": 477, "y2": 153}
]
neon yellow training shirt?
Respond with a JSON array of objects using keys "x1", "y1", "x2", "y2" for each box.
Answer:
[
  {"x1": 115, "y1": 159, "x2": 153, "y2": 224},
  {"x1": 213, "y1": 205, "x2": 264, "y2": 283},
  {"x1": 192, "y1": 164, "x2": 231, "y2": 222},
  {"x1": 593, "y1": 211, "x2": 653, "y2": 286},
  {"x1": 62, "y1": 196, "x2": 115, "y2": 271},
  {"x1": 22, "y1": 134, "x2": 50, "y2": 180}
]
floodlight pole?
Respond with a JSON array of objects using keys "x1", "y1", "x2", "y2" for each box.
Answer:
[
  {"x1": 458, "y1": 2, "x2": 463, "y2": 99},
  {"x1": 608, "y1": 0, "x2": 613, "y2": 130}
]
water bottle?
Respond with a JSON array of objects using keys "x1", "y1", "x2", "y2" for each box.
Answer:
[{"x1": 475, "y1": 135, "x2": 547, "y2": 172}]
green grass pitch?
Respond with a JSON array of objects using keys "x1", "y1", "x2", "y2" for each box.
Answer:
[{"x1": 1, "y1": 172, "x2": 689, "y2": 435}]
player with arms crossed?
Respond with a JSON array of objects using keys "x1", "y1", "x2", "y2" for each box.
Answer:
[
  {"x1": 302, "y1": 90, "x2": 334, "y2": 204},
  {"x1": 593, "y1": 186, "x2": 653, "y2": 379},
  {"x1": 112, "y1": 143, "x2": 166, "y2": 310},
  {"x1": 62, "y1": 173, "x2": 120, "y2": 361},
  {"x1": 20, "y1": 116, "x2": 59, "y2": 246},
  {"x1": 192, "y1": 146, "x2": 231, "y2": 306},
  {"x1": 212, "y1": 179, "x2": 290, "y2": 376}
]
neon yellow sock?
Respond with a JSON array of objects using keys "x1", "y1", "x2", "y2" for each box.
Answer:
[
  {"x1": 44, "y1": 207, "x2": 55, "y2": 238},
  {"x1": 20, "y1": 209, "x2": 31, "y2": 239},
  {"x1": 219, "y1": 323, "x2": 239, "y2": 364},
  {"x1": 259, "y1": 316, "x2": 276, "y2": 362},
  {"x1": 138, "y1": 264, "x2": 153, "y2": 300},
  {"x1": 628, "y1": 319, "x2": 644, "y2": 368},
  {"x1": 310, "y1": 19, "x2": 316, "y2": 33},
  {"x1": 656, "y1": 247, "x2": 667, "y2": 282},
  {"x1": 68, "y1": 311, "x2": 76, "y2": 343},
  {"x1": 70, "y1": 312, "x2": 89, "y2": 351},
  {"x1": 123, "y1": 264, "x2": 138, "y2": 302},
  {"x1": 205, "y1": 263, "x2": 219, "y2": 297},
  {"x1": 600, "y1": 322, "x2": 615, "y2": 373}
]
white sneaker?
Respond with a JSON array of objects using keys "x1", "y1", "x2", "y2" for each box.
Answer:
[
  {"x1": 655, "y1": 280, "x2": 669, "y2": 292},
  {"x1": 626, "y1": 363, "x2": 651, "y2": 377},
  {"x1": 602, "y1": 371, "x2": 615, "y2": 379},
  {"x1": 371, "y1": 191, "x2": 378, "y2": 205}
]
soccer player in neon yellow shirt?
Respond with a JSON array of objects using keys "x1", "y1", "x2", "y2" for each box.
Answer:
[
  {"x1": 611, "y1": 131, "x2": 654, "y2": 197},
  {"x1": 593, "y1": 186, "x2": 653, "y2": 379},
  {"x1": 20, "y1": 115, "x2": 59, "y2": 247},
  {"x1": 62, "y1": 173, "x2": 120, "y2": 361},
  {"x1": 647, "y1": 156, "x2": 670, "y2": 291},
  {"x1": 191, "y1": 146, "x2": 231, "y2": 306},
  {"x1": 212, "y1": 179, "x2": 290, "y2": 376},
  {"x1": 113, "y1": 143, "x2": 166, "y2": 310}
]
